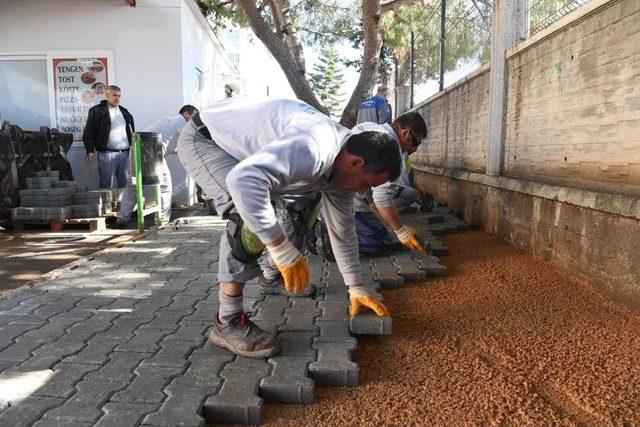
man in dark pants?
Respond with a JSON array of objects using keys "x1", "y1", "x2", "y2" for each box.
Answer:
[{"x1": 82, "y1": 85, "x2": 135, "y2": 188}]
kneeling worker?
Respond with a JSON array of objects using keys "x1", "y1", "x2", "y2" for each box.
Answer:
[
  {"x1": 177, "y1": 97, "x2": 401, "y2": 358},
  {"x1": 352, "y1": 112, "x2": 428, "y2": 253}
]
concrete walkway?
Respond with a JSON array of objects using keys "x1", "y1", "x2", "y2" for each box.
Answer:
[{"x1": 0, "y1": 213, "x2": 459, "y2": 426}]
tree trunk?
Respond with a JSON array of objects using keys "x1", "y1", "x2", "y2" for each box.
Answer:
[
  {"x1": 235, "y1": 0, "x2": 328, "y2": 114},
  {"x1": 339, "y1": 0, "x2": 383, "y2": 127}
]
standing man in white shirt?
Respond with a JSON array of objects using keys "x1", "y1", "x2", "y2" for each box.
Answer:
[
  {"x1": 114, "y1": 105, "x2": 198, "y2": 227},
  {"x1": 177, "y1": 97, "x2": 401, "y2": 358},
  {"x1": 82, "y1": 85, "x2": 135, "y2": 188}
]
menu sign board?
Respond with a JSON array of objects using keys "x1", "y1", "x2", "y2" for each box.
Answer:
[{"x1": 53, "y1": 57, "x2": 109, "y2": 140}]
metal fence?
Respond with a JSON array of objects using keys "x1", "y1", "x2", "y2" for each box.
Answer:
[
  {"x1": 395, "y1": 0, "x2": 596, "y2": 110},
  {"x1": 396, "y1": 0, "x2": 493, "y2": 109},
  {"x1": 527, "y1": 0, "x2": 594, "y2": 36}
]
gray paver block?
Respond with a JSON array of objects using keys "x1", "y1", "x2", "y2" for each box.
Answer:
[
  {"x1": 309, "y1": 341, "x2": 358, "y2": 387},
  {"x1": 142, "y1": 343, "x2": 233, "y2": 427},
  {"x1": 252, "y1": 295, "x2": 289, "y2": 333},
  {"x1": 0, "y1": 396, "x2": 64, "y2": 426},
  {"x1": 314, "y1": 319, "x2": 356, "y2": 345},
  {"x1": 350, "y1": 314, "x2": 392, "y2": 335},
  {"x1": 317, "y1": 301, "x2": 349, "y2": 321},
  {"x1": 42, "y1": 379, "x2": 128, "y2": 423},
  {"x1": 140, "y1": 338, "x2": 202, "y2": 369},
  {"x1": 85, "y1": 352, "x2": 152, "y2": 382},
  {"x1": 278, "y1": 308, "x2": 320, "y2": 332},
  {"x1": 413, "y1": 253, "x2": 448, "y2": 276},
  {"x1": 276, "y1": 331, "x2": 317, "y2": 357},
  {"x1": 114, "y1": 328, "x2": 173, "y2": 353},
  {"x1": 393, "y1": 252, "x2": 428, "y2": 282},
  {"x1": 370, "y1": 257, "x2": 404, "y2": 289},
  {"x1": 95, "y1": 402, "x2": 159, "y2": 427},
  {"x1": 260, "y1": 356, "x2": 314, "y2": 404},
  {"x1": 372, "y1": 269, "x2": 405, "y2": 289},
  {"x1": 34, "y1": 420, "x2": 92, "y2": 426},
  {"x1": 111, "y1": 365, "x2": 183, "y2": 404},
  {"x1": 425, "y1": 238, "x2": 450, "y2": 256},
  {"x1": 33, "y1": 363, "x2": 101, "y2": 399},
  {"x1": 203, "y1": 357, "x2": 271, "y2": 425}
]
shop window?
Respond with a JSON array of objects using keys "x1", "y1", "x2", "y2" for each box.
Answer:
[{"x1": 0, "y1": 58, "x2": 51, "y2": 130}]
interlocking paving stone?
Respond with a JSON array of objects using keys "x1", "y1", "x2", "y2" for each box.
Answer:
[
  {"x1": 260, "y1": 356, "x2": 315, "y2": 404},
  {"x1": 0, "y1": 396, "x2": 64, "y2": 426},
  {"x1": 111, "y1": 365, "x2": 184, "y2": 404},
  {"x1": 425, "y1": 238, "x2": 450, "y2": 256},
  {"x1": 0, "y1": 217, "x2": 453, "y2": 425},
  {"x1": 252, "y1": 295, "x2": 289, "y2": 333},
  {"x1": 32, "y1": 363, "x2": 101, "y2": 399},
  {"x1": 142, "y1": 342, "x2": 233, "y2": 426},
  {"x1": 413, "y1": 252, "x2": 448, "y2": 276},
  {"x1": 370, "y1": 257, "x2": 405, "y2": 289},
  {"x1": 318, "y1": 301, "x2": 349, "y2": 321},
  {"x1": 95, "y1": 402, "x2": 159, "y2": 427},
  {"x1": 309, "y1": 341, "x2": 358, "y2": 387},
  {"x1": 42, "y1": 379, "x2": 129, "y2": 423},
  {"x1": 203, "y1": 357, "x2": 271, "y2": 425},
  {"x1": 114, "y1": 328, "x2": 173, "y2": 354},
  {"x1": 350, "y1": 314, "x2": 393, "y2": 335},
  {"x1": 392, "y1": 252, "x2": 428, "y2": 282}
]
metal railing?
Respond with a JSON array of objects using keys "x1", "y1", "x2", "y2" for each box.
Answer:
[
  {"x1": 396, "y1": 0, "x2": 493, "y2": 109},
  {"x1": 526, "y1": 0, "x2": 594, "y2": 36}
]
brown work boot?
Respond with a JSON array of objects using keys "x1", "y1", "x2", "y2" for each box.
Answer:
[{"x1": 209, "y1": 313, "x2": 281, "y2": 359}]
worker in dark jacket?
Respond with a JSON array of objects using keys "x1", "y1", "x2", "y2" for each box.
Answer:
[{"x1": 82, "y1": 85, "x2": 135, "y2": 188}]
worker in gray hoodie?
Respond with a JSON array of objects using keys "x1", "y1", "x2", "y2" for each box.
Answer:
[{"x1": 177, "y1": 97, "x2": 401, "y2": 358}]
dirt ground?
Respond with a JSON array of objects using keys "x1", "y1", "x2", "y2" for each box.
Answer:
[
  {"x1": 263, "y1": 230, "x2": 640, "y2": 425},
  {"x1": 0, "y1": 227, "x2": 137, "y2": 297}
]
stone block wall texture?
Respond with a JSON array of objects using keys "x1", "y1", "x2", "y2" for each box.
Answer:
[
  {"x1": 413, "y1": 68, "x2": 490, "y2": 173},
  {"x1": 414, "y1": 172, "x2": 640, "y2": 312},
  {"x1": 411, "y1": 0, "x2": 640, "y2": 310},
  {"x1": 504, "y1": 0, "x2": 640, "y2": 196}
]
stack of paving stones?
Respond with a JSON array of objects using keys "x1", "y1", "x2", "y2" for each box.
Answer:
[
  {"x1": 11, "y1": 171, "x2": 121, "y2": 223},
  {"x1": 0, "y1": 211, "x2": 468, "y2": 426}
]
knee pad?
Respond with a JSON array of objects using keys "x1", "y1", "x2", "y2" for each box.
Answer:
[{"x1": 226, "y1": 213, "x2": 265, "y2": 264}]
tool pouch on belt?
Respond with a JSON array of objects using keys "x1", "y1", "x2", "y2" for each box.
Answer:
[
  {"x1": 226, "y1": 213, "x2": 266, "y2": 264},
  {"x1": 285, "y1": 193, "x2": 322, "y2": 234}
]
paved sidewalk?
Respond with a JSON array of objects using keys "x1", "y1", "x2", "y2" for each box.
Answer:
[{"x1": 0, "y1": 212, "x2": 461, "y2": 426}]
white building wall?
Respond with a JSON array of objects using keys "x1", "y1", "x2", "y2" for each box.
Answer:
[
  {"x1": 180, "y1": 0, "x2": 237, "y2": 109},
  {"x1": 0, "y1": 0, "x2": 184, "y2": 130}
]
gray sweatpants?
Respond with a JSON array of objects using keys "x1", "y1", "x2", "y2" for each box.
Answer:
[
  {"x1": 116, "y1": 159, "x2": 173, "y2": 223},
  {"x1": 98, "y1": 150, "x2": 130, "y2": 189},
  {"x1": 177, "y1": 121, "x2": 261, "y2": 284}
]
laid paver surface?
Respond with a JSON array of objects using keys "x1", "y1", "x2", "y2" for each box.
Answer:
[
  {"x1": 263, "y1": 230, "x2": 640, "y2": 425},
  {"x1": 0, "y1": 212, "x2": 453, "y2": 426}
]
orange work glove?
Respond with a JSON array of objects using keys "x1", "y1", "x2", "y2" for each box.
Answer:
[
  {"x1": 394, "y1": 225, "x2": 424, "y2": 252},
  {"x1": 348, "y1": 285, "x2": 390, "y2": 317},
  {"x1": 269, "y1": 237, "x2": 310, "y2": 294}
]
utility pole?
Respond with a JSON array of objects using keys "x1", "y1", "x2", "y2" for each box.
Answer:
[
  {"x1": 439, "y1": 0, "x2": 446, "y2": 91},
  {"x1": 410, "y1": 30, "x2": 415, "y2": 108}
]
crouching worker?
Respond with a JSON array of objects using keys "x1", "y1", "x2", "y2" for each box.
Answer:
[
  {"x1": 177, "y1": 97, "x2": 401, "y2": 358},
  {"x1": 352, "y1": 112, "x2": 428, "y2": 254}
]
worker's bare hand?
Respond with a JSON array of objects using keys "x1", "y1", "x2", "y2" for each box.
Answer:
[{"x1": 85, "y1": 152, "x2": 95, "y2": 163}]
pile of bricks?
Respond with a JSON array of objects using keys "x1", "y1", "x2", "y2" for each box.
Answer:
[{"x1": 11, "y1": 171, "x2": 122, "y2": 223}]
